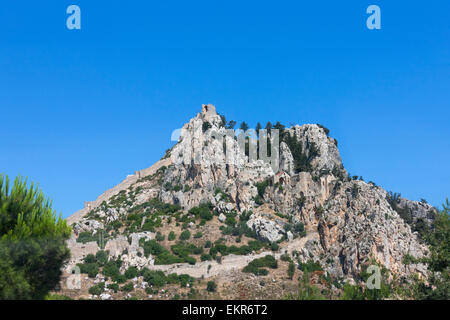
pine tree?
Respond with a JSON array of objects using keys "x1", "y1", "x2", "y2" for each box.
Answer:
[{"x1": 0, "y1": 175, "x2": 71, "y2": 299}]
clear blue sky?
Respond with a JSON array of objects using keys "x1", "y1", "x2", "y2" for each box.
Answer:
[{"x1": 1, "y1": 1, "x2": 449, "y2": 218}]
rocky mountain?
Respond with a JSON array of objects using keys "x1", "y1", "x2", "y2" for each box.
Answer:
[{"x1": 61, "y1": 104, "x2": 436, "y2": 300}]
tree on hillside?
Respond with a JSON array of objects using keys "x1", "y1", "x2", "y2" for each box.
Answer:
[
  {"x1": 0, "y1": 175, "x2": 71, "y2": 299},
  {"x1": 239, "y1": 121, "x2": 249, "y2": 132},
  {"x1": 255, "y1": 122, "x2": 262, "y2": 137},
  {"x1": 226, "y1": 120, "x2": 236, "y2": 130}
]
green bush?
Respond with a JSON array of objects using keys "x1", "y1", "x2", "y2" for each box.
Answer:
[
  {"x1": 188, "y1": 204, "x2": 213, "y2": 221},
  {"x1": 125, "y1": 266, "x2": 139, "y2": 279},
  {"x1": 156, "y1": 232, "x2": 165, "y2": 242},
  {"x1": 0, "y1": 175, "x2": 72, "y2": 299},
  {"x1": 179, "y1": 230, "x2": 191, "y2": 240},
  {"x1": 77, "y1": 262, "x2": 99, "y2": 278},
  {"x1": 83, "y1": 254, "x2": 96, "y2": 264},
  {"x1": 77, "y1": 231, "x2": 97, "y2": 244},
  {"x1": 107, "y1": 283, "x2": 119, "y2": 293},
  {"x1": 201, "y1": 253, "x2": 212, "y2": 261},
  {"x1": 280, "y1": 253, "x2": 292, "y2": 262},
  {"x1": 243, "y1": 255, "x2": 278, "y2": 276},
  {"x1": 288, "y1": 261, "x2": 295, "y2": 279},
  {"x1": 95, "y1": 250, "x2": 109, "y2": 266},
  {"x1": 88, "y1": 282, "x2": 105, "y2": 296},
  {"x1": 168, "y1": 231, "x2": 176, "y2": 241},
  {"x1": 120, "y1": 282, "x2": 134, "y2": 292},
  {"x1": 141, "y1": 269, "x2": 167, "y2": 287},
  {"x1": 298, "y1": 260, "x2": 323, "y2": 273},
  {"x1": 102, "y1": 258, "x2": 125, "y2": 283},
  {"x1": 194, "y1": 231, "x2": 203, "y2": 238},
  {"x1": 206, "y1": 281, "x2": 217, "y2": 292}
]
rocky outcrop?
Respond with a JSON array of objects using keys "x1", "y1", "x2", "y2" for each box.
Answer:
[
  {"x1": 246, "y1": 214, "x2": 286, "y2": 243},
  {"x1": 66, "y1": 104, "x2": 433, "y2": 286}
]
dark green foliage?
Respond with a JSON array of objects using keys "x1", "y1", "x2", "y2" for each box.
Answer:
[
  {"x1": 88, "y1": 282, "x2": 105, "y2": 296},
  {"x1": 141, "y1": 239, "x2": 184, "y2": 265},
  {"x1": 188, "y1": 204, "x2": 213, "y2": 221},
  {"x1": 201, "y1": 253, "x2": 212, "y2": 261},
  {"x1": 206, "y1": 281, "x2": 217, "y2": 292},
  {"x1": 107, "y1": 283, "x2": 119, "y2": 293},
  {"x1": 125, "y1": 266, "x2": 139, "y2": 279},
  {"x1": 83, "y1": 254, "x2": 96, "y2": 264},
  {"x1": 255, "y1": 180, "x2": 269, "y2": 198},
  {"x1": 298, "y1": 260, "x2": 323, "y2": 273},
  {"x1": 77, "y1": 262, "x2": 99, "y2": 278},
  {"x1": 243, "y1": 255, "x2": 278, "y2": 276},
  {"x1": 168, "y1": 231, "x2": 176, "y2": 241},
  {"x1": 0, "y1": 175, "x2": 71, "y2": 300},
  {"x1": 317, "y1": 124, "x2": 330, "y2": 136},
  {"x1": 179, "y1": 230, "x2": 191, "y2": 240},
  {"x1": 219, "y1": 115, "x2": 226, "y2": 127},
  {"x1": 141, "y1": 269, "x2": 167, "y2": 287},
  {"x1": 239, "y1": 122, "x2": 249, "y2": 132},
  {"x1": 288, "y1": 261, "x2": 295, "y2": 279},
  {"x1": 120, "y1": 282, "x2": 134, "y2": 292},
  {"x1": 408, "y1": 199, "x2": 449, "y2": 300},
  {"x1": 102, "y1": 258, "x2": 125, "y2": 283},
  {"x1": 171, "y1": 241, "x2": 203, "y2": 263},
  {"x1": 194, "y1": 231, "x2": 203, "y2": 238},
  {"x1": 156, "y1": 232, "x2": 165, "y2": 242},
  {"x1": 280, "y1": 253, "x2": 292, "y2": 262},
  {"x1": 282, "y1": 133, "x2": 319, "y2": 173},
  {"x1": 202, "y1": 121, "x2": 212, "y2": 133},
  {"x1": 226, "y1": 120, "x2": 236, "y2": 129},
  {"x1": 140, "y1": 268, "x2": 193, "y2": 288},
  {"x1": 76, "y1": 231, "x2": 97, "y2": 244},
  {"x1": 95, "y1": 250, "x2": 108, "y2": 266}
]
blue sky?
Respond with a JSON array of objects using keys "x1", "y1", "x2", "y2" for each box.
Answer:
[{"x1": 1, "y1": 1, "x2": 449, "y2": 218}]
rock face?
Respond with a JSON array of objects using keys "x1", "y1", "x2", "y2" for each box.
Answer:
[
  {"x1": 66, "y1": 104, "x2": 433, "y2": 284},
  {"x1": 246, "y1": 214, "x2": 286, "y2": 243}
]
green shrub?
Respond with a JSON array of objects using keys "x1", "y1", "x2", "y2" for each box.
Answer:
[
  {"x1": 201, "y1": 253, "x2": 212, "y2": 261},
  {"x1": 88, "y1": 282, "x2": 105, "y2": 296},
  {"x1": 194, "y1": 231, "x2": 203, "y2": 239},
  {"x1": 77, "y1": 231, "x2": 97, "y2": 244},
  {"x1": 95, "y1": 250, "x2": 109, "y2": 266},
  {"x1": 288, "y1": 261, "x2": 295, "y2": 279},
  {"x1": 298, "y1": 260, "x2": 323, "y2": 273},
  {"x1": 179, "y1": 230, "x2": 191, "y2": 240},
  {"x1": 140, "y1": 269, "x2": 167, "y2": 287},
  {"x1": 125, "y1": 266, "x2": 139, "y2": 279},
  {"x1": 83, "y1": 254, "x2": 96, "y2": 264},
  {"x1": 168, "y1": 231, "x2": 176, "y2": 241},
  {"x1": 280, "y1": 253, "x2": 292, "y2": 262},
  {"x1": 156, "y1": 232, "x2": 165, "y2": 242},
  {"x1": 206, "y1": 281, "x2": 217, "y2": 292},
  {"x1": 243, "y1": 255, "x2": 278, "y2": 276},
  {"x1": 107, "y1": 283, "x2": 119, "y2": 293},
  {"x1": 77, "y1": 262, "x2": 99, "y2": 278},
  {"x1": 120, "y1": 282, "x2": 134, "y2": 292}
]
